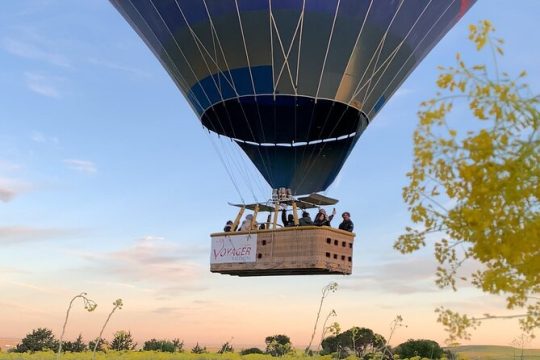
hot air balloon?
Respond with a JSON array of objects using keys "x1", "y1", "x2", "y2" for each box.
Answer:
[{"x1": 110, "y1": 0, "x2": 475, "y2": 276}]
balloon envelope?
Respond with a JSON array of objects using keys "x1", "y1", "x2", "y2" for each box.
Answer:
[{"x1": 110, "y1": 0, "x2": 475, "y2": 195}]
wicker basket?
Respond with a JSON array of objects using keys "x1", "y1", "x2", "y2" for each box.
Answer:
[{"x1": 210, "y1": 226, "x2": 355, "y2": 276}]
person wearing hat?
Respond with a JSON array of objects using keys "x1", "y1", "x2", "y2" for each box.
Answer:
[
  {"x1": 314, "y1": 208, "x2": 336, "y2": 227},
  {"x1": 299, "y1": 211, "x2": 313, "y2": 226},
  {"x1": 239, "y1": 214, "x2": 256, "y2": 232},
  {"x1": 281, "y1": 209, "x2": 296, "y2": 227},
  {"x1": 338, "y1": 212, "x2": 354, "y2": 232}
]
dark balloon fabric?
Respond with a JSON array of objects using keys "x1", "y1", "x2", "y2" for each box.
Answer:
[{"x1": 110, "y1": 0, "x2": 476, "y2": 195}]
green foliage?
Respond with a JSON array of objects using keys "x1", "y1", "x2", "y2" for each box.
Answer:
[
  {"x1": 3, "y1": 349, "x2": 530, "y2": 360},
  {"x1": 265, "y1": 335, "x2": 292, "y2": 357},
  {"x1": 62, "y1": 334, "x2": 87, "y2": 352},
  {"x1": 191, "y1": 343, "x2": 207, "y2": 354},
  {"x1": 143, "y1": 339, "x2": 184, "y2": 353},
  {"x1": 321, "y1": 327, "x2": 386, "y2": 358},
  {"x1": 394, "y1": 339, "x2": 443, "y2": 359},
  {"x1": 88, "y1": 338, "x2": 109, "y2": 353},
  {"x1": 240, "y1": 348, "x2": 264, "y2": 355},
  {"x1": 218, "y1": 341, "x2": 234, "y2": 354},
  {"x1": 110, "y1": 330, "x2": 136, "y2": 351},
  {"x1": 0, "y1": 351, "x2": 283, "y2": 359},
  {"x1": 15, "y1": 328, "x2": 58, "y2": 353},
  {"x1": 395, "y1": 19, "x2": 540, "y2": 342},
  {"x1": 172, "y1": 339, "x2": 184, "y2": 353}
]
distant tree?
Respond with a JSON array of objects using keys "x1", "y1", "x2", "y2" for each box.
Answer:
[
  {"x1": 143, "y1": 339, "x2": 183, "y2": 353},
  {"x1": 88, "y1": 338, "x2": 109, "y2": 352},
  {"x1": 110, "y1": 330, "x2": 136, "y2": 351},
  {"x1": 143, "y1": 339, "x2": 161, "y2": 352},
  {"x1": 172, "y1": 339, "x2": 184, "y2": 353},
  {"x1": 191, "y1": 342, "x2": 207, "y2": 354},
  {"x1": 218, "y1": 341, "x2": 234, "y2": 354},
  {"x1": 321, "y1": 327, "x2": 386, "y2": 358},
  {"x1": 395, "y1": 19, "x2": 540, "y2": 342},
  {"x1": 394, "y1": 339, "x2": 443, "y2": 359},
  {"x1": 240, "y1": 347, "x2": 264, "y2": 355},
  {"x1": 265, "y1": 334, "x2": 292, "y2": 357},
  {"x1": 62, "y1": 334, "x2": 87, "y2": 352},
  {"x1": 14, "y1": 328, "x2": 58, "y2": 353}
]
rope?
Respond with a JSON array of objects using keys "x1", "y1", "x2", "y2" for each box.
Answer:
[{"x1": 206, "y1": 132, "x2": 245, "y2": 204}]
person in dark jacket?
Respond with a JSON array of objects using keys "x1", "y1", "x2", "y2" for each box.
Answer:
[
  {"x1": 314, "y1": 208, "x2": 335, "y2": 227},
  {"x1": 299, "y1": 211, "x2": 313, "y2": 226},
  {"x1": 281, "y1": 209, "x2": 295, "y2": 227},
  {"x1": 224, "y1": 220, "x2": 233, "y2": 232},
  {"x1": 338, "y1": 212, "x2": 354, "y2": 232},
  {"x1": 259, "y1": 214, "x2": 272, "y2": 230}
]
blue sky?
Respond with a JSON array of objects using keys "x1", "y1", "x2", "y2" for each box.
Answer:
[{"x1": 1, "y1": 0, "x2": 539, "y2": 349}]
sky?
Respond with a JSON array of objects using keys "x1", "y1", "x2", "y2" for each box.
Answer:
[{"x1": 1, "y1": 0, "x2": 539, "y2": 351}]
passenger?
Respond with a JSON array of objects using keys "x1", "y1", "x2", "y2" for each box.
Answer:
[
  {"x1": 239, "y1": 214, "x2": 255, "y2": 232},
  {"x1": 314, "y1": 208, "x2": 336, "y2": 227},
  {"x1": 223, "y1": 220, "x2": 233, "y2": 232},
  {"x1": 338, "y1": 212, "x2": 354, "y2": 232},
  {"x1": 259, "y1": 214, "x2": 271, "y2": 230},
  {"x1": 281, "y1": 209, "x2": 295, "y2": 227},
  {"x1": 299, "y1": 211, "x2": 313, "y2": 226}
]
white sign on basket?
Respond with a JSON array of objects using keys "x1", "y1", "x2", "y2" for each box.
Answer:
[{"x1": 210, "y1": 234, "x2": 257, "y2": 264}]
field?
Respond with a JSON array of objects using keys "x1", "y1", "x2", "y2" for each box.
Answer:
[
  {"x1": 0, "y1": 352, "x2": 325, "y2": 360},
  {"x1": 449, "y1": 345, "x2": 540, "y2": 360},
  {"x1": 2, "y1": 346, "x2": 540, "y2": 360}
]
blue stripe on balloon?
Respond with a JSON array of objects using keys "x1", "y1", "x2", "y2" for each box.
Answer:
[{"x1": 373, "y1": 95, "x2": 386, "y2": 114}]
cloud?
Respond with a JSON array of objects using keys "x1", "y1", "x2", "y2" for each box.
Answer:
[
  {"x1": 0, "y1": 266, "x2": 30, "y2": 274},
  {"x1": 152, "y1": 307, "x2": 187, "y2": 316},
  {"x1": 0, "y1": 160, "x2": 23, "y2": 172},
  {"x1": 6, "y1": 280, "x2": 56, "y2": 294},
  {"x1": 88, "y1": 58, "x2": 152, "y2": 78},
  {"x1": 31, "y1": 131, "x2": 59, "y2": 144},
  {"x1": 63, "y1": 159, "x2": 97, "y2": 174},
  {"x1": 24, "y1": 72, "x2": 62, "y2": 98},
  {"x1": 2, "y1": 37, "x2": 70, "y2": 67},
  {"x1": 0, "y1": 188, "x2": 17, "y2": 202},
  {"x1": 85, "y1": 280, "x2": 152, "y2": 292},
  {"x1": 0, "y1": 226, "x2": 80, "y2": 245},
  {"x1": 79, "y1": 236, "x2": 207, "y2": 287},
  {"x1": 156, "y1": 284, "x2": 210, "y2": 297},
  {"x1": 340, "y1": 257, "x2": 439, "y2": 294},
  {"x1": 393, "y1": 88, "x2": 414, "y2": 98},
  {"x1": 0, "y1": 177, "x2": 31, "y2": 202}
]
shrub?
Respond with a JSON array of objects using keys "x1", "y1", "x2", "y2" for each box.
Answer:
[
  {"x1": 218, "y1": 341, "x2": 234, "y2": 353},
  {"x1": 14, "y1": 328, "x2": 58, "y2": 353},
  {"x1": 321, "y1": 327, "x2": 386, "y2": 357},
  {"x1": 143, "y1": 339, "x2": 184, "y2": 353},
  {"x1": 240, "y1": 347, "x2": 264, "y2": 355},
  {"x1": 265, "y1": 335, "x2": 292, "y2": 357},
  {"x1": 62, "y1": 334, "x2": 87, "y2": 352},
  {"x1": 88, "y1": 338, "x2": 109, "y2": 352},
  {"x1": 394, "y1": 339, "x2": 443, "y2": 359},
  {"x1": 110, "y1": 330, "x2": 136, "y2": 351},
  {"x1": 191, "y1": 342, "x2": 207, "y2": 354}
]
